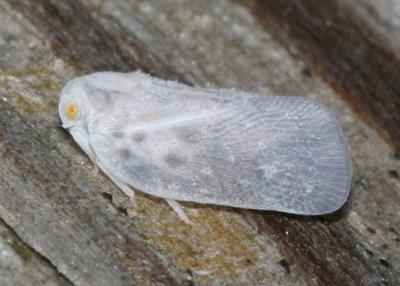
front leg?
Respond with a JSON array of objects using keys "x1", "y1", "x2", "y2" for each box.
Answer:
[{"x1": 94, "y1": 160, "x2": 138, "y2": 212}]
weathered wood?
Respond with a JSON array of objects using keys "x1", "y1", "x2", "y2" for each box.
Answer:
[
  {"x1": 1, "y1": 100, "x2": 191, "y2": 285},
  {"x1": 0, "y1": 218, "x2": 73, "y2": 286},
  {"x1": 247, "y1": 0, "x2": 400, "y2": 155},
  {"x1": 1, "y1": 0, "x2": 399, "y2": 285}
]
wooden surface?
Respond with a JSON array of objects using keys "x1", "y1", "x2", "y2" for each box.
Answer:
[{"x1": 1, "y1": 1, "x2": 399, "y2": 285}]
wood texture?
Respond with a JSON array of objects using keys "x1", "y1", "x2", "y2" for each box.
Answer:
[
  {"x1": 248, "y1": 0, "x2": 400, "y2": 155},
  {"x1": 1, "y1": 0, "x2": 399, "y2": 285}
]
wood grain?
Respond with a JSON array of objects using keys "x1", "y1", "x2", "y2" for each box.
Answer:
[
  {"x1": 0, "y1": 99, "x2": 190, "y2": 285},
  {"x1": 7, "y1": 0, "x2": 183, "y2": 81},
  {"x1": 1, "y1": 0, "x2": 399, "y2": 285},
  {"x1": 247, "y1": 0, "x2": 400, "y2": 155}
]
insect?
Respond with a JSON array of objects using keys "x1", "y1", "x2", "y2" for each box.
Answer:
[{"x1": 59, "y1": 71, "x2": 352, "y2": 223}]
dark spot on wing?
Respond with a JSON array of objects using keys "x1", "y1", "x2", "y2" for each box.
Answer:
[
  {"x1": 86, "y1": 87, "x2": 112, "y2": 105},
  {"x1": 112, "y1": 131, "x2": 125, "y2": 138},
  {"x1": 164, "y1": 153, "x2": 185, "y2": 168},
  {"x1": 177, "y1": 127, "x2": 201, "y2": 144},
  {"x1": 118, "y1": 148, "x2": 131, "y2": 159},
  {"x1": 103, "y1": 91, "x2": 112, "y2": 104},
  {"x1": 132, "y1": 131, "x2": 147, "y2": 143}
]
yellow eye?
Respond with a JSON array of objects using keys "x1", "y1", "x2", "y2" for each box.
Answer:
[{"x1": 65, "y1": 102, "x2": 79, "y2": 119}]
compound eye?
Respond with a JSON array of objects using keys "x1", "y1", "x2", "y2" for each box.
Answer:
[{"x1": 65, "y1": 102, "x2": 79, "y2": 119}]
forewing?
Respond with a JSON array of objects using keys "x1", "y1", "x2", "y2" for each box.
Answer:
[{"x1": 88, "y1": 84, "x2": 351, "y2": 215}]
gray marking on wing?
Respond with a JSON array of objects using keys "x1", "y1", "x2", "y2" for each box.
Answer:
[
  {"x1": 164, "y1": 154, "x2": 186, "y2": 168},
  {"x1": 112, "y1": 131, "x2": 125, "y2": 138},
  {"x1": 131, "y1": 131, "x2": 147, "y2": 143},
  {"x1": 176, "y1": 127, "x2": 201, "y2": 144}
]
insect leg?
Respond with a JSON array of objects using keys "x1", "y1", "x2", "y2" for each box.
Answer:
[
  {"x1": 91, "y1": 166, "x2": 99, "y2": 182},
  {"x1": 166, "y1": 199, "x2": 192, "y2": 224},
  {"x1": 111, "y1": 178, "x2": 137, "y2": 210},
  {"x1": 93, "y1": 158, "x2": 138, "y2": 208}
]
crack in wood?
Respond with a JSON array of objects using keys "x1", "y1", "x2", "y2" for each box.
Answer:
[{"x1": 0, "y1": 216, "x2": 75, "y2": 286}]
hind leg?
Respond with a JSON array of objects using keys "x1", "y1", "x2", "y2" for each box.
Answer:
[{"x1": 166, "y1": 199, "x2": 192, "y2": 224}]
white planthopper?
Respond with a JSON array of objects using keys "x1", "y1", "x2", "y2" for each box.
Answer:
[{"x1": 58, "y1": 71, "x2": 352, "y2": 223}]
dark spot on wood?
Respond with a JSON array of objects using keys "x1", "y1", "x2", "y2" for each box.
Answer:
[
  {"x1": 249, "y1": 0, "x2": 400, "y2": 155},
  {"x1": 101, "y1": 192, "x2": 113, "y2": 202},
  {"x1": 379, "y1": 258, "x2": 390, "y2": 268},
  {"x1": 185, "y1": 269, "x2": 195, "y2": 286},
  {"x1": 164, "y1": 154, "x2": 185, "y2": 168},
  {"x1": 388, "y1": 227, "x2": 397, "y2": 234},
  {"x1": 132, "y1": 132, "x2": 147, "y2": 143},
  {"x1": 364, "y1": 249, "x2": 374, "y2": 257},
  {"x1": 186, "y1": 268, "x2": 193, "y2": 278},
  {"x1": 117, "y1": 207, "x2": 128, "y2": 216},
  {"x1": 278, "y1": 259, "x2": 291, "y2": 274},
  {"x1": 388, "y1": 170, "x2": 399, "y2": 179},
  {"x1": 112, "y1": 131, "x2": 125, "y2": 138},
  {"x1": 302, "y1": 68, "x2": 312, "y2": 77},
  {"x1": 243, "y1": 258, "x2": 253, "y2": 266},
  {"x1": 366, "y1": 227, "x2": 376, "y2": 234}
]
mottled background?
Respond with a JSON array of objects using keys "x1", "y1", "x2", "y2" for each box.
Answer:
[{"x1": 0, "y1": 1, "x2": 399, "y2": 285}]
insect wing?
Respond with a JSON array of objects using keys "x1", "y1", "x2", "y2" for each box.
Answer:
[{"x1": 88, "y1": 84, "x2": 351, "y2": 215}]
